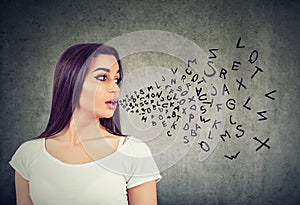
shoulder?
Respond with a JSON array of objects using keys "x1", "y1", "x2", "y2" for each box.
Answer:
[
  {"x1": 16, "y1": 138, "x2": 44, "y2": 153},
  {"x1": 9, "y1": 138, "x2": 44, "y2": 180},
  {"x1": 11, "y1": 138, "x2": 44, "y2": 164},
  {"x1": 119, "y1": 136, "x2": 161, "y2": 180},
  {"x1": 121, "y1": 136, "x2": 153, "y2": 157}
]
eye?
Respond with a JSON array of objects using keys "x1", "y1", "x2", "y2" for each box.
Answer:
[
  {"x1": 114, "y1": 78, "x2": 121, "y2": 84},
  {"x1": 94, "y1": 74, "x2": 107, "y2": 81}
]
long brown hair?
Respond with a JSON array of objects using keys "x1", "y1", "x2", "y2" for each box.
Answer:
[{"x1": 35, "y1": 43, "x2": 124, "y2": 139}]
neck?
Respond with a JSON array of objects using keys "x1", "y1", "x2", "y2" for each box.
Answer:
[{"x1": 56, "y1": 111, "x2": 109, "y2": 145}]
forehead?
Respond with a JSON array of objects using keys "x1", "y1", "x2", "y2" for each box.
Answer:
[{"x1": 89, "y1": 54, "x2": 119, "y2": 71}]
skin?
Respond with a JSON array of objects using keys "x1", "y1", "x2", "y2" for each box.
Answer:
[{"x1": 15, "y1": 54, "x2": 158, "y2": 205}]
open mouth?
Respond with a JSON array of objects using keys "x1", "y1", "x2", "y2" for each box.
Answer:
[{"x1": 105, "y1": 99, "x2": 118, "y2": 109}]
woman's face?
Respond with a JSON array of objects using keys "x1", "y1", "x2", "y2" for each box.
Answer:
[{"x1": 78, "y1": 54, "x2": 121, "y2": 119}]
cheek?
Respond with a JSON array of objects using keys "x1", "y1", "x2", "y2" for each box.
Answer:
[
  {"x1": 80, "y1": 82, "x2": 107, "y2": 110},
  {"x1": 94, "y1": 86, "x2": 106, "y2": 104}
]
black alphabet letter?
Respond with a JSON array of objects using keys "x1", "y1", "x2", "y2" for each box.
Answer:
[
  {"x1": 232, "y1": 61, "x2": 241, "y2": 71},
  {"x1": 236, "y1": 78, "x2": 247, "y2": 91},
  {"x1": 211, "y1": 84, "x2": 217, "y2": 96},
  {"x1": 243, "y1": 96, "x2": 251, "y2": 110},
  {"x1": 188, "y1": 59, "x2": 197, "y2": 67},
  {"x1": 185, "y1": 68, "x2": 192, "y2": 75},
  {"x1": 226, "y1": 98, "x2": 236, "y2": 110},
  {"x1": 220, "y1": 68, "x2": 227, "y2": 79},
  {"x1": 236, "y1": 37, "x2": 245, "y2": 48},
  {"x1": 208, "y1": 48, "x2": 219, "y2": 59},
  {"x1": 183, "y1": 136, "x2": 189, "y2": 143},
  {"x1": 265, "y1": 90, "x2": 277, "y2": 100},
  {"x1": 257, "y1": 110, "x2": 268, "y2": 121},
  {"x1": 236, "y1": 125, "x2": 245, "y2": 138},
  {"x1": 198, "y1": 141, "x2": 210, "y2": 152},
  {"x1": 171, "y1": 67, "x2": 178, "y2": 75},
  {"x1": 251, "y1": 66, "x2": 263, "y2": 79},
  {"x1": 212, "y1": 120, "x2": 221, "y2": 130},
  {"x1": 216, "y1": 104, "x2": 222, "y2": 112},
  {"x1": 200, "y1": 116, "x2": 211, "y2": 123},
  {"x1": 225, "y1": 151, "x2": 240, "y2": 160},
  {"x1": 205, "y1": 61, "x2": 216, "y2": 77},
  {"x1": 222, "y1": 84, "x2": 230, "y2": 96},
  {"x1": 248, "y1": 50, "x2": 259, "y2": 64},
  {"x1": 220, "y1": 130, "x2": 231, "y2": 142},
  {"x1": 229, "y1": 115, "x2": 237, "y2": 125}
]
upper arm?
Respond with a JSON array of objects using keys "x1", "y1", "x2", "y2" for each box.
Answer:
[
  {"x1": 127, "y1": 180, "x2": 158, "y2": 205},
  {"x1": 15, "y1": 172, "x2": 33, "y2": 205}
]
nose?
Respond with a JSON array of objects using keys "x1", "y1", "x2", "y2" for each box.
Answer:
[{"x1": 108, "y1": 80, "x2": 120, "y2": 93}]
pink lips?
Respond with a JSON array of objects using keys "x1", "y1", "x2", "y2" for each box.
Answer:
[{"x1": 105, "y1": 99, "x2": 118, "y2": 110}]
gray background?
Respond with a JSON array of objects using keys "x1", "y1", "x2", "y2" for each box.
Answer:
[{"x1": 1, "y1": 0, "x2": 299, "y2": 204}]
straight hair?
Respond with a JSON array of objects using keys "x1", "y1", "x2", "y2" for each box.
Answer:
[{"x1": 35, "y1": 43, "x2": 124, "y2": 139}]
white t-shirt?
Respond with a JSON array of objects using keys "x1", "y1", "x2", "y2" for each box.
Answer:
[{"x1": 9, "y1": 136, "x2": 162, "y2": 205}]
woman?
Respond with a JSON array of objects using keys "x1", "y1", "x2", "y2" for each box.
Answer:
[{"x1": 9, "y1": 44, "x2": 162, "y2": 205}]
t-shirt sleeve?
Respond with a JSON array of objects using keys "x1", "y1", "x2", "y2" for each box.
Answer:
[
  {"x1": 126, "y1": 140, "x2": 162, "y2": 189},
  {"x1": 9, "y1": 140, "x2": 37, "y2": 181}
]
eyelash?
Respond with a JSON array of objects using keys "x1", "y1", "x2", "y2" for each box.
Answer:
[{"x1": 94, "y1": 74, "x2": 121, "y2": 84}]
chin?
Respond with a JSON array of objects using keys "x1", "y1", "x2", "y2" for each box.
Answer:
[{"x1": 97, "y1": 112, "x2": 115, "y2": 119}]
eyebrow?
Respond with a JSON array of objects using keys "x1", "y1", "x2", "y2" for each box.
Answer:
[
  {"x1": 93, "y1": 67, "x2": 110, "y2": 73},
  {"x1": 92, "y1": 67, "x2": 120, "y2": 74}
]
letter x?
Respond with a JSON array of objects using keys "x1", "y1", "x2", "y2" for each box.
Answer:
[
  {"x1": 188, "y1": 96, "x2": 195, "y2": 103},
  {"x1": 236, "y1": 78, "x2": 247, "y2": 91},
  {"x1": 253, "y1": 137, "x2": 270, "y2": 151}
]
